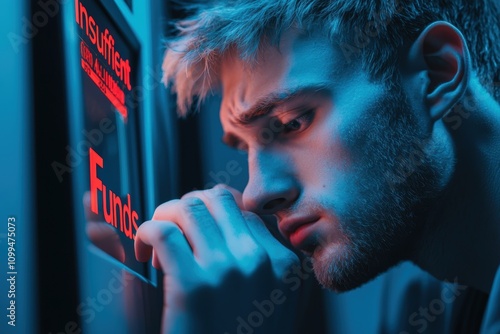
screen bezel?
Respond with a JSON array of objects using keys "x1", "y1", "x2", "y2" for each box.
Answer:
[{"x1": 64, "y1": 0, "x2": 158, "y2": 286}]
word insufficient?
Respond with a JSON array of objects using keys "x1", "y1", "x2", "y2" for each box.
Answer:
[{"x1": 75, "y1": 0, "x2": 131, "y2": 90}]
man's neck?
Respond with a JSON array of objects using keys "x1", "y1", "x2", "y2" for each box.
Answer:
[{"x1": 412, "y1": 77, "x2": 500, "y2": 293}]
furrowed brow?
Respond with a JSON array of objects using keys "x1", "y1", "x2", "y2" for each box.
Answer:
[
  {"x1": 222, "y1": 84, "x2": 330, "y2": 148},
  {"x1": 231, "y1": 84, "x2": 330, "y2": 125}
]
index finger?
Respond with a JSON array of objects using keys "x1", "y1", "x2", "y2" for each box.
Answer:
[{"x1": 135, "y1": 220, "x2": 196, "y2": 277}]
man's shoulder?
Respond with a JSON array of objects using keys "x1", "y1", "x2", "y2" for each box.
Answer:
[
  {"x1": 323, "y1": 262, "x2": 500, "y2": 333},
  {"x1": 324, "y1": 262, "x2": 470, "y2": 333},
  {"x1": 480, "y1": 264, "x2": 500, "y2": 333}
]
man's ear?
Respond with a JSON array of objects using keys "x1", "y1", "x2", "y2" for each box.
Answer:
[{"x1": 407, "y1": 21, "x2": 471, "y2": 121}]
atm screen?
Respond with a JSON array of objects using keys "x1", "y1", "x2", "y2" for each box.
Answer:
[{"x1": 76, "y1": 0, "x2": 146, "y2": 276}]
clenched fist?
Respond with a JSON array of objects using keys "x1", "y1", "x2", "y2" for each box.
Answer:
[{"x1": 134, "y1": 185, "x2": 318, "y2": 333}]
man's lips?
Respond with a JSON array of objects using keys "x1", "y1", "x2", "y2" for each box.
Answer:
[{"x1": 279, "y1": 216, "x2": 320, "y2": 250}]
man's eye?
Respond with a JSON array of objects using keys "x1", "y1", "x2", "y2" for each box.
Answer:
[{"x1": 282, "y1": 110, "x2": 315, "y2": 134}]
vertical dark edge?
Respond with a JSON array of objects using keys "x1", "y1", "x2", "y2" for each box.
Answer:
[{"x1": 31, "y1": 0, "x2": 81, "y2": 331}]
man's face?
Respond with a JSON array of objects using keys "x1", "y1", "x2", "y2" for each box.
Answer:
[{"x1": 219, "y1": 29, "x2": 448, "y2": 291}]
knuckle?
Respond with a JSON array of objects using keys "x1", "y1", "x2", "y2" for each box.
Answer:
[
  {"x1": 215, "y1": 263, "x2": 248, "y2": 287},
  {"x1": 242, "y1": 211, "x2": 259, "y2": 221},
  {"x1": 156, "y1": 223, "x2": 181, "y2": 243},
  {"x1": 180, "y1": 190, "x2": 203, "y2": 200},
  {"x1": 205, "y1": 267, "x2": 234, "y2": 288},
  {"x1": 180, "y1": 198, "x2": 208, "y2": 221},
  {"x1": 277, "y1": 252, "x2": 301, "y2": 272},
  {"x1": 251, "y1": 248, "x2": 270, "y2": 266},
  {"x1": 234, "y1": 236, "x2": 267, "y2": 262},
  {"x1": 181, "y1": 196, "x2": 206, "y2": 211},
  {"x1": 205, "y1": 254, "x2": 237, "y2": 280},
  {"x1": 208, "y1": 187, "x2": 235, "y2": 201},
  {"x1": 211, "y1": 249, "x2": 232, "y2": 265},
  {"x1": 236, "y1": 247, "x2": 272, "y2": 276},
  {"x1": 152, "y1": 199, "x2": 180, "y2": 219}
]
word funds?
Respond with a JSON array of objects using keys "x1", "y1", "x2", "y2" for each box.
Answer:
[{"x1": 89, "y1": 148, "x2": 139, "y2": 239}]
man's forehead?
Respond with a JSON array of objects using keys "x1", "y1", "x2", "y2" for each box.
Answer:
[
  {"x1": 219, "y1": 28, "x2": 356, "y2": 120},
  {"x1": 220, "y1": 27, "x2": 343, "y2": 76}
]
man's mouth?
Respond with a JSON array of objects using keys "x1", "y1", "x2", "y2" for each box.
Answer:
[{"x1": 279, "y1": 216, "x2": 320, "y2": 252}]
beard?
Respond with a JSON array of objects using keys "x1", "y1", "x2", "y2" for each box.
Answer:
[{"x1": 312, "y1": 86, "x2": 453, "y2": 292}]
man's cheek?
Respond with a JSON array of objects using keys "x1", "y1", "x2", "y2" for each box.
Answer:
[
  {"x1": 309, "y1": 133, "x2": 352, "y2": 177},
  {"x1": 324, "y1": 179, "x2": 355, "y2": 218}
]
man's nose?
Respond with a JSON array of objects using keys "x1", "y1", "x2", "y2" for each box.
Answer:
[{"x1": 242, "y1": 150, "x2": 299, "y2": 214}]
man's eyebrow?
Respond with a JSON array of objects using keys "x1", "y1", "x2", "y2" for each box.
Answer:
[
  {"x1": 230, "y1": 84, "x2": 330, "y2": 126},
  {"x1": 222, "y1": 84, "x2": 330, "y2": 149}
]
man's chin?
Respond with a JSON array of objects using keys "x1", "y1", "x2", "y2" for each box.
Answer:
[{"x1": 310, "y1": 243, "x2": 403, "y2": 293}]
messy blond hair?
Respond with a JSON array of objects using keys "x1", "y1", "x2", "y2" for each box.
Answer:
[{"x1": 162, "y1": 0, "x2": 500, "y2": 116}]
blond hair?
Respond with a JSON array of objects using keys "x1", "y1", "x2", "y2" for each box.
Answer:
[{"x1": 162, "y1": 0, "x2": 500, "y2": 116}]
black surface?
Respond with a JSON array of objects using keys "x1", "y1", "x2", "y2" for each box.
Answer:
[{"x1": 31, "y1": 0, "x2": 81, "y2": 331}]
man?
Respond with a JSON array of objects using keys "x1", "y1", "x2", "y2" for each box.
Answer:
[{"x1": 134, "y1": 0, "x2": 500, "y2": 332}]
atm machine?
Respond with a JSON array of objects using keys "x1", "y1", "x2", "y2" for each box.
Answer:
[
  {"x1": 4, "y1": 1, "x2": 497, "y2": 333},
  {"x1": 2, "y1": 0, "x2": 330, "y2": 332},
  {"x1": 1, "y1": 0, "x2": 185, "y2": 333}
]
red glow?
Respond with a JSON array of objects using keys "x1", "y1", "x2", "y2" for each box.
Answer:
[
  {"x1": 89, "y1": 147, "x2": 103, "y2": 214},
  {"x1": 89, "y1": 148, "x2": 139, "y2": 239},
  {"x1": 75, "y1": 0, "x2": 131, "y2": 90},
  {"x1": 81, "y1": 57, "x2": 128, "y2": 119}
]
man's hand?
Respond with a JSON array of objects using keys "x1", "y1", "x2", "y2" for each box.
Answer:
[{"x1": 134, "y1": 185, "x2": 306, "y2": 333}]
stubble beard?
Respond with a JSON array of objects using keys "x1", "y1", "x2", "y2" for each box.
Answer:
[{"x1": 312, "y1": 87, "x2": 448, "y2": 292}]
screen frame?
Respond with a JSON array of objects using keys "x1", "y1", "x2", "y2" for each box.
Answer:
[{"x1": 63, "y1": 0, "x2": 158, "y2": 286}]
